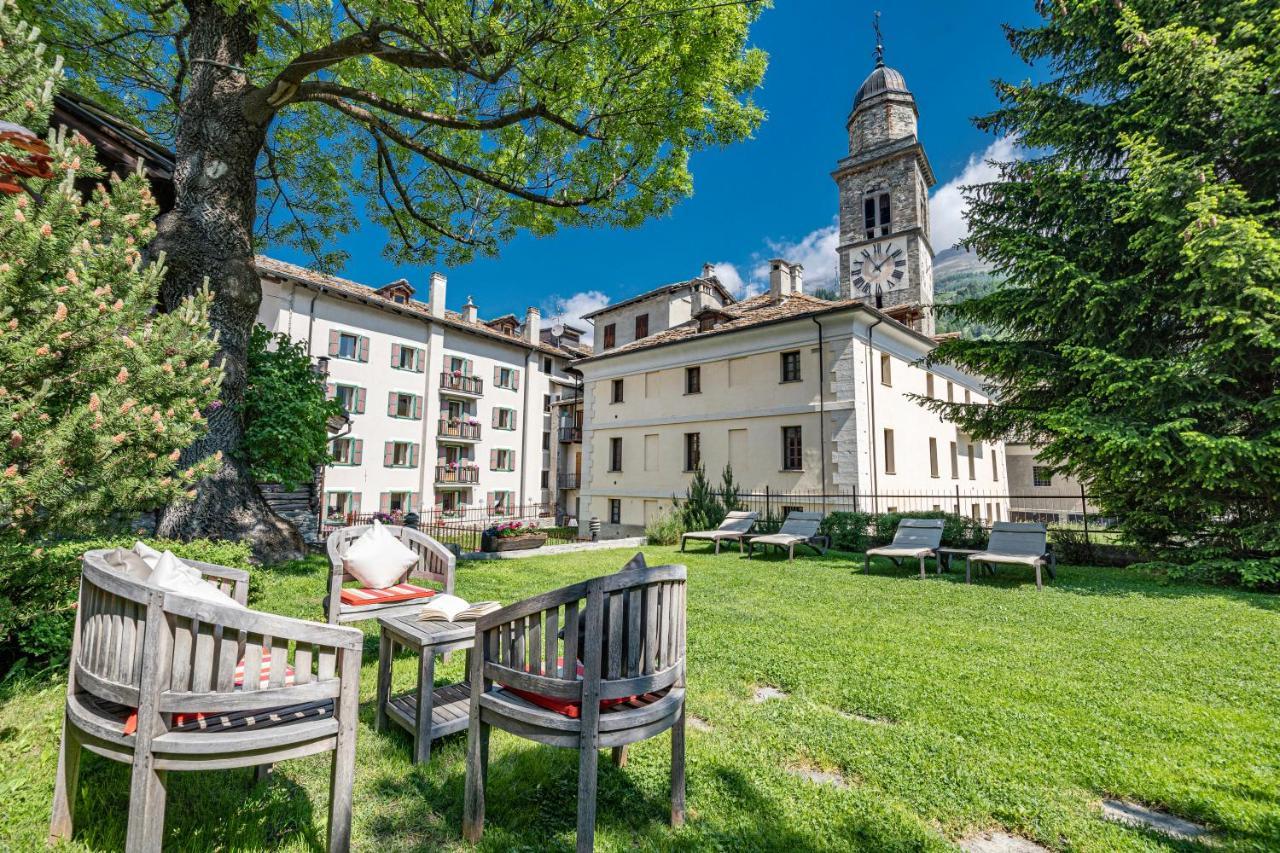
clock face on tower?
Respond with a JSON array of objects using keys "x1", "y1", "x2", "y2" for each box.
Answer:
[{"x1": 849, "y1": 241, "x2": 909, "y2": 296}]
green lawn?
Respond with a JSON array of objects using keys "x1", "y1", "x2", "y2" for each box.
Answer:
[{"x1": 4, "y1": 547, "x2": 1278, "y2": 851}]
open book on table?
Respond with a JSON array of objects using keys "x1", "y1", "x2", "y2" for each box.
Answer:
[{"x1": 417, "y1": 594, "x2": 500, "y2": 623}]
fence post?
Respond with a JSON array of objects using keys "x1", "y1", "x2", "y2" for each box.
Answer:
[
  {"x1": 1080, "y1": 483, "x2": 1093, "y2": 564},
  {"x1": 955, "y1": 483, "x2": 961, "y2": 517},
  {"x1": 765, "y1": 485, "x2": 771, "y2": 524}
]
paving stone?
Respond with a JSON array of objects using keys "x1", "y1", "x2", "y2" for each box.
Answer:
[
  {"x1": 1101, "y1": 798, "x2": 1211, "y2": 842},
  {"x1": 789, "y1": 764, "x2": 848, "y2": 789},
  {"x1": 957, "y1": 831, "x2": 1050, "y2": 853},
  {"x1": 688, "y1": 714, "x2": 713, "y2": 732},
  {"x1": 753, "y1": 686, "x2": 787, "y2": 703}
]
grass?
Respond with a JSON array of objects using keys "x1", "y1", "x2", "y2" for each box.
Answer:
[{"x1": 3, "y1": 546, "x2": 1279, "y2": 851}]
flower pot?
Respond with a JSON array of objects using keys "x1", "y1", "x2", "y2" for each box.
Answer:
[{"x1": 481, "y1": 532, "x2": 548, "y2": 552}]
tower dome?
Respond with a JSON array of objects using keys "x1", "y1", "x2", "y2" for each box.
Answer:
[{"x1": 852, "y1": 63, "x2": 912, "y2": 111}]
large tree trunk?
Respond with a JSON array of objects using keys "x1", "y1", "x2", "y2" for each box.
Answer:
[{"x1": 152, "y1": 0, "x2": 303, "y2": 563}]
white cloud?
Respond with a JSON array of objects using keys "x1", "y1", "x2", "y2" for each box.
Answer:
[
  {"x1": 928, "y1": 135, "x2": 1019, "y2": 252},
  {"x1": 710, "y1": 218, "x2": 841, "y2": 298},
  {"x1": 542, "y1": 289, "x2": 609, "y2": 344},
  {"x1": 709, "y1": 262, "x2": 752, "y2": 297}
]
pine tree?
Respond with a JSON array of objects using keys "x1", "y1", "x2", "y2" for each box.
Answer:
[
  {"x1": 0, "y1": 0, "x2": 222, "y2": 536},
  {"x1": 677, "y1": 464, "x2": 724, "y2": 533},
  {"x1": 929, "y1": 1, "x2": 1279, "y2": 555}
]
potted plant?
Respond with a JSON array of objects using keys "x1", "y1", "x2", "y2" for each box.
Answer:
[{"x1": 481, "y1": 520, "x2": 548, "y2": 552}]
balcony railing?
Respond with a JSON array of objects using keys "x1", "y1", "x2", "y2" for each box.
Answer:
[
  {"x1": 559, "y1": 425, "x2": 582, "y2": 443},
  {"x1": 438, "y1": 419, "x2": 481, "y2": 441},
  {"x1": 436, "y1": 464, "x2": 480, "y2": 484},
  {"x1": 440, "y1": 372, "x2": 483, "y2": 395},
  {"x1": 558, "y1": 474, "x2": 580, "y2": 490}
]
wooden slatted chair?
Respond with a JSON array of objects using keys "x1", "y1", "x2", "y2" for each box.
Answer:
[
  {"x1": 863, "y1": 518, "x2": 946, "y2": 578},
  {"x1": 462, "y1": 556, "x2": 687, "y2": 853},
  {"x1": 745, "y1": 511, "x2": 830, "y2": 561},
  {"x1": 680, "y1": 510, "x2": 757, "y2": 554},
  {"x1": 49, "y1": 550, "x2": 363, "y2": 852},
  {"x1": 965, "y1": 521, "x2": 1057, "y2": 590},
  {"x1": 325, "y1": 524, "x2": 455, "y2": 625}
]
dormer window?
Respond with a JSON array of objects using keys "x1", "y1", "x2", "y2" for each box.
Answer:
[
  {"x1": 863, "y1": 191, "x2": 891, "y2": 239},
  {"x1": 699, "y1": 315, "x2": 717, "y2": 332}
]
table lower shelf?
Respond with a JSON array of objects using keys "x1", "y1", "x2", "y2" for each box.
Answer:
[{"x1": 385, "y1": 681, "x2": 472, "y2": 741}]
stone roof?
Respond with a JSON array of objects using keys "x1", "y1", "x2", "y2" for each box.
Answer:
[
  {"x1": 255, "y1": 255, "x2": 577, "y2": 359},
  {"x1": 852, "y1": 63, "x2": 912, "y2": 111},
  {"x1": 575, "y1": 291, "x2": 887, "y2": 364},
  {"x1": 579, "y1": 274, "x2": 736, "y2": 321}
]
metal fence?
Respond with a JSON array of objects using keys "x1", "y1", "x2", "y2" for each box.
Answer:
[{"x1": 318, "y1": 503, "x2": 580, "y2": 553}]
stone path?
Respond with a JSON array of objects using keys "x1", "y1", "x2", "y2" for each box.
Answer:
[{"x1": 1101, "y1": 798, "x2": 1212, "y2": 842}]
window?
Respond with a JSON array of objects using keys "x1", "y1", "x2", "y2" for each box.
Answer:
[
  {"x1": 494, "y1": 408, "x2": 516, "y2": 430},
  {"x1": 609, "y1": 437, "x2": 623, "y2": 472},
  {"x1": 540, "y1": 469, "x2": 549, "y2": 489},
  {"x1": 863, "y1": 191, "x2": 892, "y2": 239},
  {"x1": 387, "y1": 491, "x2": 414, "y2": 513},
  {"x1": 971, "y1": 503, "x2": 981, "y2": 521},
  {"x1": 543, "y1": 394, "x2": 551, "y2": 413},
  {"x1": 780, "y1": 350, "x2": 801, "y2": 382},
  {"x1": 685, "y1": 366, "x2": 701, "y2": 395},
  {"x1": 782, "y1": 426, "x2": 803, "y2": 471},
  {"x1": 947, "y1": 381, "x2": 954, "y2": 403},
  {"x1": 495, "y1": 366, "x2": 518, "y2": 389},
  {"x1": 928, "y1": 437, "x2": 939, "y2": 478},
  {"x1": 336, "y1": 332, "x2": 360, "y2": 360},
  {"x1": 926, "y1": 373, "x2": 934, "y2": 398},
  {"x1": 684, "y1": 432, "x2": 701, "y2": 472},
  {"x1": 1033, "y1": 466, "x2": 1054, "y2": 487},
  {"x1": 880, "y1": 353, "x2": 892, "y2": 386},
  {"x1": 491, "y1": 491, "x2": 513, "y2": 516},
  {"x1": 950, "y1": 441, "x2": 959, "y2": 479},
  {"x1": 332, "y1": 437, "x2": 359, "y2": 465},
  {"x1": 448, "y1": 355, "x2": 467, "y2": 374},
  {"x1": 334, "y1": 384, "x2": 361, "y2": 414},
  {"x1": 964, "y1": 388, "x2": 972, "y2": 404},
  {"x1": 603, "y1": 323, "x2": 616, "y2": 350},
  {"x1": 609, "y1": 498, "x2": 621, "y2": 525},
  {"x1": 387, "y1": 441, "x2": 416, "y2": 467},
  {"x1": 635, "y1": 314, "x2": 649, "y2": 339},
  {"x1": 611, "y1": 378, "x2": 624, "y2": 404},
  {"x1": 542, "y1": 430, "x2": 550, "y2": 451},
  {"x1": 393, "y1": 345, "x2": 421, "y2": 371},
  {"x1": 542, "y1": 356, "x2": 552, "y2": 373},
  {"x1": 992, "y1": 452, "x2": 1000, "y2": 481},
  {"x1": 325, "y1": 491, "x2": 355, "y2": 519},
  {"x1": 967, "y1": 444, "x2": 976, "y2": 480},
  {"x1": 492, "y1": 448, "x2": 514, "y2": 471},
  {"x1": 390, "y1": 392, "x2": 421, "y2": 419},
  {"x1": 883, "y1": 428, "x2": 895, "y2": 474}
]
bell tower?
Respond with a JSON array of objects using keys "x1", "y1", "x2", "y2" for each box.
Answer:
[{"x1": 834, "y1": 14, "x2": 937, "y2": 334}]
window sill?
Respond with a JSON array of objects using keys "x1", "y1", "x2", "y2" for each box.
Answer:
[
  {"x1": 683, "y1": 391, "x2": 701, "y2": 396},
  {"x1": 780, "y1": 468, "x2": 803, "y2": 473},
  {"x1": 779, "y1": 378, "x2": 802, "y2": 384}
]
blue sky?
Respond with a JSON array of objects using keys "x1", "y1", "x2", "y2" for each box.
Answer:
[{"x1": 271, "y1": 1, "x2": 1042, "y2": 334}]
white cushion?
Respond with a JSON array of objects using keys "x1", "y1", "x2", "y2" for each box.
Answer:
[
  {"x1": 150, "y1": 551, "x2": 244, "y2": 608},
  {"x1": 134, "y1": 541, "x2": 199, "y2": 580},
  {"x1": 342, "y1": 521, "x2": 419, "y2": 589}
]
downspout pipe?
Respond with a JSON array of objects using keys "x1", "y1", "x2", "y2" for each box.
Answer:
[
  {"x1": 811, "y1": 315, "x2": 827, "y2": 511},
  {"x1": 865, "y1": 315, "x2": 884, "y2": 514}
]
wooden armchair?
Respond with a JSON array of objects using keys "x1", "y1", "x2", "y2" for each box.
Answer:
[
  {"x1": 50, "y1": 550, "x2": 364, "y2": 852},
  {"x1": 324, "y1": 524, "x2": 455, "y2": 624},
  {"x1": 463, "y1": 556, "x2": 688, "y2": 852}
]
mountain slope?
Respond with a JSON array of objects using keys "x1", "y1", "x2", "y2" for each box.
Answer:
[{"x1": 932, "y1": 247, "x2": 1003, "y2": 336}]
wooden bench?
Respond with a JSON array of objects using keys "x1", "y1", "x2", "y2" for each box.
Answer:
[
  {"x1": 49, "y1": 550, "x2": 363, "y2": 851},
  {"x1": 325, "y1": 524, "x2": 455, "y2": 625},
  {"x1": 462, "y1": 555, "x2": 687, "y2": 852}
]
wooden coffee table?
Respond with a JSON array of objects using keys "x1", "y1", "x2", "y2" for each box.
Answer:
[{"x1": 375, "y1": 614, "x2": 476, "y2": 764}]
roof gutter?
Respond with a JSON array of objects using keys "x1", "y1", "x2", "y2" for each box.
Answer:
[
  {"x1": 865, "y1": 315, "x2": 884, "y2": 513},
  {"x1": 811, "y1": 315, "x2": 827, "y2": 506}
]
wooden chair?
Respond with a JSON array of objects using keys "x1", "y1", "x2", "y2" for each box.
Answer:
[
  {"x1": 463, "y1": 556, "x2": 687, "y2": 852},
  {"x1": 965, "y1": 521, "x2": 1057, "y2": 590},
  {"x1": 680, "y1": 510, "x2": 757, "y2": 554},
  {"x1": 50, "y1": 550, "x2": 363, "y2": 851},
  {"x1": 325, "y1": 524, "x2": 455, "y2": 624},
  {"x1": 863, "y1": 518, "x2": 945, "y2": 578},
  {"x1": 745, "y1": 512, "x2": 830, "y2": 561}
]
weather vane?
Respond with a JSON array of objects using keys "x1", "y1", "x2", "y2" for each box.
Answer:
[{"x1": 873, "y1": 10, "x2": 884, "y2": 67}]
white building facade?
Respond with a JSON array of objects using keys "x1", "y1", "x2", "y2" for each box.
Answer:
[{"x1": 253, "y1": 257, "x2": 579, "y2": 523}]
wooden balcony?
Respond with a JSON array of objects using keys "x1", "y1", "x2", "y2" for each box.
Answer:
[
  {"x1": 435, "y1": 465, "x2": 480, "y2": 484},
  {"x1": 438, "y1": 419, "x2": 481, "y2": 441},
  {"x1": 440, "y1": 372, "x2": 483, "y2": 396}
]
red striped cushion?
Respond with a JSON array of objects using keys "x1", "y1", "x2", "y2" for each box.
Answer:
[
  {"x1": 122, "y1": 651, "x2": 297, "y2": 734},
  {"x1": 340, "y1": 583, "x2": 435, "y2": 607},
  {"x1": 501, "y1": 659, "x2": 635, "y2": 719}
]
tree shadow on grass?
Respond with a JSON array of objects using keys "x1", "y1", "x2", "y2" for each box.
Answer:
[{"x1": 68, "y1": 753, "x2": 324, "y2": 851}]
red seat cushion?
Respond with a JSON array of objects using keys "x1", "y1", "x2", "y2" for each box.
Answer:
[
  {"x1": 501, "y1": 659, "x2": 635, "y2": 719},
  {"x1": 340, "y1": 583, "x2": 435, "y2": 607},
  {"x1": 122, "y1": 651, "x2": 296, "y2": 734}
]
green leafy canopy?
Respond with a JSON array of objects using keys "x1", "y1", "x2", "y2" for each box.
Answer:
[
  {"x1": 28, "y1": 0, "x2": 769, "y2": 269},
  {"x1": 926, "y1": 0, "x2": 1280, "y2": 555}
]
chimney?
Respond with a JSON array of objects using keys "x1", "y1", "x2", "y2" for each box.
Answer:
[
  {"x1": 428, "y1": 271, "x2": 447, "y2": 318},
  {"x1": 768, "y1": 259, "x2": 793, "y2": 300},
  {"x1": 790, "y1": 263, "x2": 804, "y2": 295},
  {"x1": 524, "y1": 306, "x2": 541, "y2": 343},
  {"x1": 702, "y1": 262, "x2": 716, "y2": 279},
  {"x1": 462, "y1": 295, "x2": 478, "y2": 323}
]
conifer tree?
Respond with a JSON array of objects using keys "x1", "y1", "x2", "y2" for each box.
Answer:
[
  {"x1": 0, "y1": 1, "x2": 222, "y2": 536},
  {"x1": 928, "y1": 1, "x2": 1279, "y2": 555}
]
